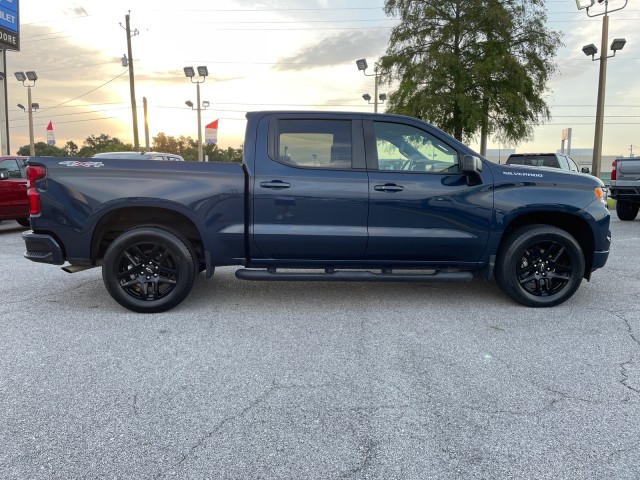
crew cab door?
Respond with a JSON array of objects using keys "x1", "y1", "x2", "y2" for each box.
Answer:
[
  {"x1": 364, "y1": 120, "x2": 492, "y2": 265},
  {"x1": 0, "y1": 158, "x2": 28, "y2": 219},
  {"x1": 251, "y1": 116, "x2": 369, "y2": 261}
]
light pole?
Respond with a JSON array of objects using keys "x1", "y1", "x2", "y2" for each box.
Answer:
[
  {"x1": 355, "y1": 58, "x2": 383, "y2": 113},
  {"x1": 184, "y1": 66, "x2": 208, "y2": 162},
  {"x1": 15, "y1": 71, "x2": 37, "y2": 156},
  {"x1": 576, "y1": 0, "x2": 628, "y2": 179}
]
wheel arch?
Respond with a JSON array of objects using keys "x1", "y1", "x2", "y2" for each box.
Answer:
[
  {"x1": 91, "y1": 206, "x2": 205, "y2": 268},
  {"x1": 498, "y1": 212, "x2": 595, "y2": 279}
]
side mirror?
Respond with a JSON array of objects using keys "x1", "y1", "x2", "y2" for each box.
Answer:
[
  {"x1": 0, "y1": 170, "x2": 9, "y2": 180},
  {"x1": 581, "y1": 167, "x2": 590, "y2": 173},
  {"x1": 461, "y1": 155, "x2": 483, "y2": 185}
]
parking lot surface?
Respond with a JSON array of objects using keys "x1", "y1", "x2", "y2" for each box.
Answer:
[{"x1": 1, "y1": 217, "x2": 639, "y2": 479}]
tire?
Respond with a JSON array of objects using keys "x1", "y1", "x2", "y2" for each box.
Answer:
[
  {"x1": 615, "y1": 200, "x2": 639, "y2": 221},
  {"x1": 102, "y1": 227, "x2": 196, "y2": 313},
  {"x1": 16, "y1": 218, "x2": 30, "y2": 227},
  {"x1": 495, "y1": 225, "x2": 585, "y2": 308}
]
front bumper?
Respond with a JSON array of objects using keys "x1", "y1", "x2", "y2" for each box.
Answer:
[{"x1": 23, "y1": 232, "x2": 64, "y2": 265}]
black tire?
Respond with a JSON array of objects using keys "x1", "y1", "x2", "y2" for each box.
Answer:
[
  {"x1": 615, "y1": 200, "x2": 639, "y2": 221},
  {"x1": 495, "y1": 225, "x2": 585, "y2": 308},
  {"x1": 102, "y1": 227, "x2": 196, "y2": 313},
  {"x1": 16, "y1": 218, "x2": 30, "y2": 227}
]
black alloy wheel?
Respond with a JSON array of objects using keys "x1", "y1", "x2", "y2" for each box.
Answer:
[
  {"x1": 495, "y1": 225, "x2": 585, "y2": 307},
  {"x1": 102, "y1": 227, "x2": 196, "y2": 313}
]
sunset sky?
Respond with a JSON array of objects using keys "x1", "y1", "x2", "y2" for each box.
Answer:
[{"x1": 5, "y1": 0, "x2": 639, "y2": 157}]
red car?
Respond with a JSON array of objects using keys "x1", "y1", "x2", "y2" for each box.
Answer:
[{"x1": 0, "y1": 156, "x2": 30, "y2": 227}]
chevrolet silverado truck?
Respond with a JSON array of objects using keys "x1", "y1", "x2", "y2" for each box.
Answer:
[
  {"x1": 609, "y1": 157, "x2": 640, "y2": 221},
  {"x1": 22, "y1": 111, "x2": 611, "y2": 313}
]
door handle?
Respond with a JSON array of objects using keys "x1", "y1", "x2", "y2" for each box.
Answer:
[
  {"x1": 374, "y1": 184, "x2": 404, "y2": 192},
  {"x1": 260, "y1": 180, "x2": 291, "y2": 189}
]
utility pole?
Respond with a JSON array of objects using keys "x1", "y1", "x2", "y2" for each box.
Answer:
[
  {"x1": 122, "y1": 13, "x2": 139, "y2": 150},
  {"x1": 143, "y1": 97, "x2": 150, "y2": 151}
]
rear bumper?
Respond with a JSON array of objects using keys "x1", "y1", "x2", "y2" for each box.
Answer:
[{"x1": 22, "y1": 232, "x2": 64, "y2": 265}]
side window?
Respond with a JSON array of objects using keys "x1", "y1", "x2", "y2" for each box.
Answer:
[
  {"x1": 373, "y1": 122, "x2": 458, "y2": 173},
  {"x1": 566, "y1": 156, "x2": 579, "y2": 172},
  {"x1": 277, "y1": 119, "x2": 352, "y2": 169},
  {"x1": 0, "y1": 159, "x2": 22, "y2": 178},
  {"x1": 557, "y1": 155, "x2": 569, "y2": 170}
]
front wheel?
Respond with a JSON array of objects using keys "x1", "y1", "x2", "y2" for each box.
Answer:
[
  {"x1": 615, "y1": 199, "x2": 639, "y2": 221},
  {"x1": 102, "y1": 227, "x2": 196, "y2": 313},
  {"x1": 495, "y1": 225, "x2": 585, "y2": 308}
]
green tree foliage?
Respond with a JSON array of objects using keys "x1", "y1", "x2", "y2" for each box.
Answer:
[
  {"x1": 380, "y1": 0, "x2": 562, "y2": 146},
  {"x1": 152, "y1": 132, "x2": 242, "y2": 162},
  {"x1": 77, "y1": 134, "x2": 134, "y2": 157},
  {"x1": 17, "y1": 142, "x2": 68, "y2": 157},
  {"x1": 17, "y1": 133, "x2": 242, "y2": 162}
]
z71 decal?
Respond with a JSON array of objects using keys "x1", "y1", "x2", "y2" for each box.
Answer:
[{"x1": 59, "y1": 161, "x2": 104, "y2": 168}]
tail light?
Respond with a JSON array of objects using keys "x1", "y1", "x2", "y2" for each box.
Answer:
[
  {"x1": 26, "y1": 165, "x2": 46, "y2": 215},
  {"x1": 611, "y1": 159, "x2": 617, "y2": 181}
]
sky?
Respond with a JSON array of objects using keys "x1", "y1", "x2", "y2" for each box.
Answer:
[{"x1": 4, "y1": 0, "x2": 639, "y2": 157}]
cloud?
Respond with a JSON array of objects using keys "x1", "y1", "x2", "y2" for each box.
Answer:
[
  {"x1": 273, "y1": 29, "x2": 390, "y2": 71},
  {"x1": 65, "y1": 4, "x2": 89, "y2": 16}
]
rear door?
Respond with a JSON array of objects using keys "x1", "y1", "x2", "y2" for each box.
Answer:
[
  {"x1": 251, "y1": 115, "x2": 369, "y2": 261},
  {"x1": 0, "y1": 158, "x2": 28, "y2": 219},
  {"x1": 364, "y1": 120, "x2": 493, "y2": 265}
]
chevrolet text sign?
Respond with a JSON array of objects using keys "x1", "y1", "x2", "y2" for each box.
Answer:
[{"x1": 0, "y1": 0, "x2": 19, "y2": 51}]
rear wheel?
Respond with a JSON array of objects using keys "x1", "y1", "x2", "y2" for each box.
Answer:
[
  {"x1": 495, "y1": 225, "x2": 585, "y2": 307},
  {"x1": 102, "y1": 227, "x2": 196, "y2": 313},
  {"x1": 16, "y1": 218, "x2": 30, "y2": 227},
  {"x1": 615, "y1": 199, "x2": 639, "y2": 221}
]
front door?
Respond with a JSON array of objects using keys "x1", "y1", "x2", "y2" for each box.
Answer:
[
  {"x1": 365, "y1": 120, "x2": 492, "y2": 265},
  {"x1": 0, "y1": 159, "x2": 28, "y2": 219}
]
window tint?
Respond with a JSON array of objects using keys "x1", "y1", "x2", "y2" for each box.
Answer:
[
  {"x1": 373, "y1": 122, "x2": 458, "y2": 173},
  {"x1": 0, "y1": 159, "x2": 22, "y2": 178},
  {"x1": 277, "y1": 119, "x2": 352, "y2": 169}
]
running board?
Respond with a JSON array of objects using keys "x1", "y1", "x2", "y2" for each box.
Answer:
[{"x1": 235, "y1": 268, "x2": 473, "y2": 283}]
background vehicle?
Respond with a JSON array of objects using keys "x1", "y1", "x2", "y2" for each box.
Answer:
[
  {"x1": 609, "y1": 157, "x2": 640, "y2": 221},
  {"x1": 0, "y1": 156, "x2": 30, "y2": 227},
  {"x1": 506, "y1": 152, "x2": 589, "y2": 173},
  {"x1": 23, "y1": 111, "x2": 610, "y2": 312},
  {"x1": 92, "y1": 152, "x2": 185, "y2": 161}
]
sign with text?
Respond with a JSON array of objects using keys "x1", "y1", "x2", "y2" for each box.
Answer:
[{"x1": 0, "y1": 0, "x2": 19, "y2": 51}]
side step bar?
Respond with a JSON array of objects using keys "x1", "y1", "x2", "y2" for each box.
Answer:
[{"x1": 235, "y1": 268, "x2": 473, "y2": 283}]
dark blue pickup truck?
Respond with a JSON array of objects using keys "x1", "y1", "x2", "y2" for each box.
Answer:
[{"x1": 22, "y1": 111, "x2": 611, "y2": 312}]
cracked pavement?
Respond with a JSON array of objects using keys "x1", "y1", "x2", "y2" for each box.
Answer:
[{"x1": 1, "y1": 217, "x2": 640, "y2": 479}]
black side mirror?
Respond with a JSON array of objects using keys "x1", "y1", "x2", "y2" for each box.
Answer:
[{"x1": 581, "y1": 167, "x2": 590, "y2": 173}]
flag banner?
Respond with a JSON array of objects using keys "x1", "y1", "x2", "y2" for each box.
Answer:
[
  {"x1": 46, "y1": 121, "x2": 55, "y2": 146},
  {"x1": 205, "y1": 119, "x2": 218, "y2": 145}
]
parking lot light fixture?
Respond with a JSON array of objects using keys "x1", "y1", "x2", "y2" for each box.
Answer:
[
  {"x1": 577, "y1": 0, "x2": 629, "y2": 179},
  {"x1": 582, "y1": 44, "x2": 598, "y2": 58},
  {"x1": 185, "y1": 100, "x2": 194, "y2": 108},
  {"x1": 15, "y1": 70, "x2": 38, "y2": 156},
  {"x1": 355, "y1": 58, "x2": 381, "y2": 113},
  {"x1": 183, "y1": 66, "x2": 209, "y2": 161}
]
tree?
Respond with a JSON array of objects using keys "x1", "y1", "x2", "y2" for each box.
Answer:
[
  {"x1": 17, "y1": 142, "x2": 68, "y2": 157},
  {"x1": 77, "y1": 134, "x2": 134, "y2": 157},
  {"x1": 379, "y1": 0, "x2": 562, "y2": 149},
  {"x1": 152, "y1": 133, "x2": 243, "y2": 162},
  {"x1": 63, "y1": 140, "x2": 79, "y2": 157}
]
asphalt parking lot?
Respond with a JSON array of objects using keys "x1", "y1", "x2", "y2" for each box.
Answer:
[{"x1": 1, "y1": 217, "x2": 639, "y2": 479}]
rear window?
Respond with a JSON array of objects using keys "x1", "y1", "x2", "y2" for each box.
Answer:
[{"x1": 507, "y1": 155, "x2": 559, "y2": 168}]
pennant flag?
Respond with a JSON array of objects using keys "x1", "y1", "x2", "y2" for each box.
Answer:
[
  {"x1": 46, "y1": 121, "x2": 55, "y2": 146},
  {"x1": 205, "y1": 119, "x2": 218, "y2": 145}
]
